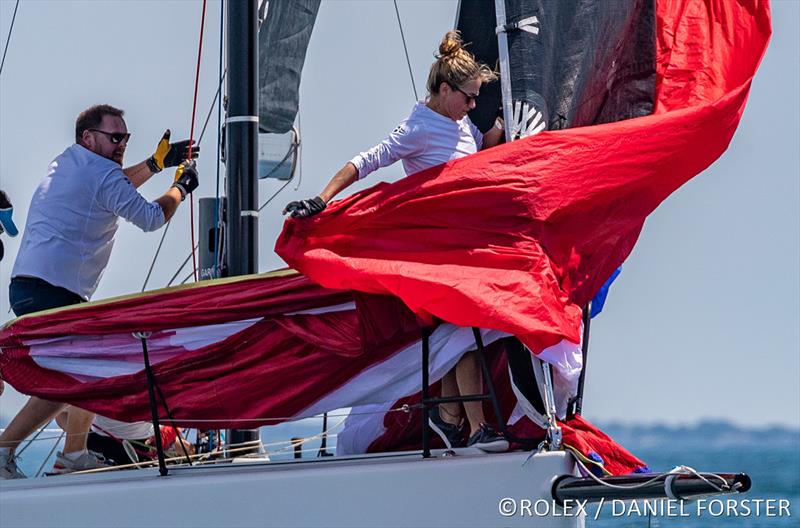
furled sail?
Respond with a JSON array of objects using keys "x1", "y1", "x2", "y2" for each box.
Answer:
[{"x1": 257, "y1": 0, "x2": 320, "y2": 133}]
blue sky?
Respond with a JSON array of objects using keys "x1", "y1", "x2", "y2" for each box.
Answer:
[{"x1": 0, "y1": 0, "x2": 797, "y2": 428}]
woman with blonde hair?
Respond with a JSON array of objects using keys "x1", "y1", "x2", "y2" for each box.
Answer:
[{"x1": 284, "y1": 31, "x2": 508, "y2": 451}]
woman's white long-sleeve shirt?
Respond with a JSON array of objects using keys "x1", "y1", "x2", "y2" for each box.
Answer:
[{"x1": 349, "y1": 102, "x2": 483, "y2": 179}]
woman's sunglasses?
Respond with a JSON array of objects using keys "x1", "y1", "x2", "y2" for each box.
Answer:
[
  {"x1": 89, "y1": 129, "x2": 131, "y2": 144},
  {"x1": 448, "y1": 83, "x2": 480, "y2": 103}
]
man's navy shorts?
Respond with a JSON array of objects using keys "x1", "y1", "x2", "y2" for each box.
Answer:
[{"x1": 9, "y1": 276, "x2": 85, "y2": 317}]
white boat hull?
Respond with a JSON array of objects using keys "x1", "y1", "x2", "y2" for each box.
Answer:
[{"x1": 1, "y1": 450, "x2": 583, "y2": 527}]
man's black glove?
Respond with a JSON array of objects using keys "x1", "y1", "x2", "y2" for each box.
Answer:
[
  {"x1": 172, "y1": 161, "x2": 199, "y2": 201},
  {"x1": 283, "y1": 197, "x2": 326, "y2": 218},
  {"x1": 147, "y1": 130, "x2": 200, "y2": 173}
]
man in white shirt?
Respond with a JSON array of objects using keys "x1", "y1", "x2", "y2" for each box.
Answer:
[{"x1": 0, "y1": 104, "x2": 200, "y2": 479}]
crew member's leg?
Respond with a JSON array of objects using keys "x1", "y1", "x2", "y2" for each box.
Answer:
[
  {"x1": 0, "y1": 397, "x2": 65, "y2": 450},
  {"x1": 454, "y1": 351, "x2": 486, "y2": 436},
  {"x1": 1, "y1": 277, "x2": 98, "y2": 477},
  {"x1": 438, "y1": 370, "x2": 463, "y2": 426},
  {"x1": 456, "y1": 349, "x2": 508, "y2": 452},
  {"x1": 62, "y1": 407, "x2": 96, "y2": 454}
]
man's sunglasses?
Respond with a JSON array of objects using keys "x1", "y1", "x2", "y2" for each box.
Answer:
[
  {"x1": 89, "y1": 129, "x2": 131, "y2": 144},
  {"x1": 448, "y1": 83, "x2": 480, "y2": 103}
]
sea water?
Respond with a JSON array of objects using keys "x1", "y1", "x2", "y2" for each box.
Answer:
[
  {"x1": 12, "y1": 422, "x2": 799, "y2": 527},
  {"x1": 588, "y1": 423, "x2": 799, "y2": 527}
]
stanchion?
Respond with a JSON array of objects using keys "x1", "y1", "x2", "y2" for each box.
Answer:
[{"x1": 134, "y1": 331, "x2": 168, "y2": 477}]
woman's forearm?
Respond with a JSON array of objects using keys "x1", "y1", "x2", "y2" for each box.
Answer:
[
  {"x1": 482, "y1": 126, "x2": 504, "y2": 149},
  {"x1": 319, "y1": 162, "x2": 359, "y2": 203}
]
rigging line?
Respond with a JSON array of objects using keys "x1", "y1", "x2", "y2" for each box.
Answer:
[
  {"x1": 34, "y1": 431, "x2": 63, "y2": 478},
  {"x1": 14, "y1": 422, "x2": 47, "y2": 456},
  {"x1": 294, "y1": 112, "x2": 303, "y2": 191},
  {"x1": 77, "y1": 441, "x2": 269, "y2": 473},
  {"x1": 141, "y1": 219, "x2": 171, "y2": 292},
  {"x1": 196, "y1": 69, "x2": 227, "y2": 148},
  {"x1": 268, "y1": 419, "x2": 347, "y2": 456},
  {"x1": 258, "y1": 178, "x2": 294, "y2": 212},
  {"x1": 568, "y1": 450, "x2": 730, "y2": 492},
  {"x1": 140, "y1": 66, "x2": 226, "y2": 286},
  {"x1": 0, "y1": 0, "x2": 20, "y2": 79},
  {"x1": 212, "y1": 0, "x2": 225, "y2": 278},
  {"x1": 140, "y1": 78, "x2": 225, "y2": 291},
  {"x1": 152, "y1": 406, "x2": 410, "y2": 423},
  {"x1": 153, "y1": 382, "x2": 193, "y2": 466},
  {"x1": 187, "y1": 0, "x2": 209, "y2": 284},
  {"x1": 180, "y1": 269, "x2": 195, "y2": 285},
  {"x1": 166, "y1": 243, "x2": 199, "y2": 287},
  {"x1": 392, "y1": 0, "x2": 418, "y2": 101}
]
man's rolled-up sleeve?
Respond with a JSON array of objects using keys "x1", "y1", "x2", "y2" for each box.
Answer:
[{"x1": 97, "y1": 170, "x2": 166, "y2": 232}]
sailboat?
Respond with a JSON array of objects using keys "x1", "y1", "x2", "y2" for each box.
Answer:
[{"x1": 0, "y1": 0, "x2": 771, "y2": 526}]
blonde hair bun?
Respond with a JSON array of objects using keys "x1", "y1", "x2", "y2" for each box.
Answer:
[
  {"x1": 426, "y1": 30, "x2": 497, "y2": 95},
  {"x1": 438, "y1": 30, "x2": 465, "y2": 59}
]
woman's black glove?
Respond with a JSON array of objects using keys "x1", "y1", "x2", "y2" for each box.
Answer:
[{"x1": 283, "y1": 197, "x2": 326, "y2": 218}]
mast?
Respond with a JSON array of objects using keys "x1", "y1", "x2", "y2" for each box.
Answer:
[{"x1": 225, "y1": 0, "x2": 260, "y2": 454}]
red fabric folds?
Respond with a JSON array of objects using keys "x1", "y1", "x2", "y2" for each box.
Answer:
[
  {"x1": 0, "y1": 272, "x2": 423, "y2": 428},
  {"x1": 276, "y1": 0, "x2": 771, "y2": 352}
]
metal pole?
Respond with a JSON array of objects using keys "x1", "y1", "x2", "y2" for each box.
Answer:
[
  {"x1": 574, "y1": 303, "x2": 592, "y2": 415},
  {"x1": 317, "y1": 413, "x2": 332, "y2": 457},
  {"x1": 135, "y1": 332, "x2": 168, "y2": 477},
  {"x1": 225, "y1": 0, "x2": 259, "y2": 275},
  {"x1": 291, "y1": 438, "x2": 303, "y2": 459},
  {"x1": 494, "y1": 0, "x2": 513, "y2": 143},
  {"x1": 225, "y1": 0, "x2": 260, "y2": 454},
  {"x1": 552, "y1": 472, "x2": 751, "y2": 504},
  {"x1": 421, "y1": 328, "x2": 431, "y2": 458},
  {"x1": 471, "y1": 328, "x2": 505, "y2": 433}
]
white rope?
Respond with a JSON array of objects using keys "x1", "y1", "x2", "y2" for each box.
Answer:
[
  {"x1": 154, "y1": 405, "x2": 408, "y2": 424},
  {"x1": 568, "y1": 452, "x2": 731, "y2": 493}
]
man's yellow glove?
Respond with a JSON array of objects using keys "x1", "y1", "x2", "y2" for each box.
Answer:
[
  {"x1": 147, "y1": 130, "x2": 200, "y2": 173},
  {"x1": 171, "y1": 160, "x2": 199, "y2": 201}
]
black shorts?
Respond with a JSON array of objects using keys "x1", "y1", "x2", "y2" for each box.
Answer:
[{"x1": 87, "y1": 432, "x2": 149, "y2": 466}]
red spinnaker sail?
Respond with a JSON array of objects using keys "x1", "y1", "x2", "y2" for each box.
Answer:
[{"x1": 276, "y1": 0, "x2": 771, "y2": 352}]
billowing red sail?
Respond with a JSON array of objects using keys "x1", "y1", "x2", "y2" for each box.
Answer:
[
  {"x1": 0, "y1": 0, "x2": 770, "y2": 476},
  {"x1": 276, "y1": 0, "x2": 771, "y2": 352}
]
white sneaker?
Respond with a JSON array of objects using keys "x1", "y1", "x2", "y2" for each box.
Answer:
[
  {"x1": 51, "y1": 450, "x2": 109, "y2": 475},
  {"x1": 0, "y1": 449, "x2": 27, "y2": 479}
]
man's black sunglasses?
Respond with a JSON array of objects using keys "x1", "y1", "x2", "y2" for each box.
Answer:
[
  {"x1": 89, "y1": 129, "x2": 131, "y2": 144},
  {"x1": 448, "y1": 82, "x2": 479, "y2": 103}
]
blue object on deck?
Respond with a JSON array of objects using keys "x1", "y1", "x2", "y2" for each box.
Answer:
[
  {"x1": 0, "y1": 207, "x2": 18, "y2": 237},
  {"x1": 590, "y1": 267, "x2": 621, "y2": 318}
]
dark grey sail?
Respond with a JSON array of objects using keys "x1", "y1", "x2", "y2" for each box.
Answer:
[
  {"x1": 456, "y1": 0, "x2": 657, "y2": 424},
  {"x1": 457, "y1": 0, "x2": 656, "y2": 133},
  {"x1": 258, "y1": 0, "x2": 321, "y2": 134}
]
